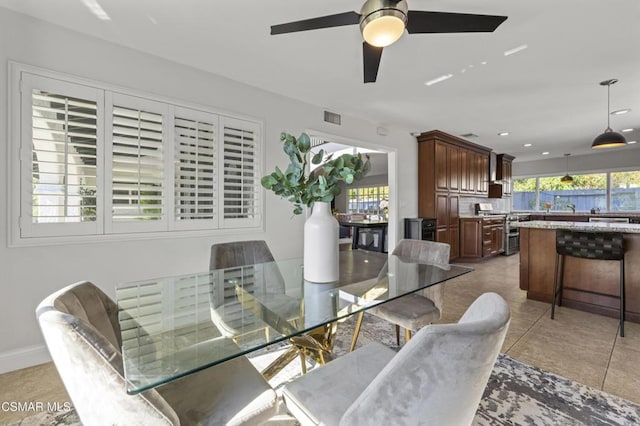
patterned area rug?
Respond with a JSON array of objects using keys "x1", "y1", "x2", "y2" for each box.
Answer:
[{"x1": 12, "y1": 315, "x2": 640, "y2": 425}]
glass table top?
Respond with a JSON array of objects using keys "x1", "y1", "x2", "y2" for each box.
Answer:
[{"x1": 117, "y1": 251, "x2": 473, "y2": 394}]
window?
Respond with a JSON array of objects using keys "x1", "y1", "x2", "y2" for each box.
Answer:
[
  {"x1": 14, "y1": 66, "x2": 262, "y2": 242},
  {"x1": 512, "y1": 178, "x2": 537, "y2": 211},
  {"x1": 220, "y1": 117, "x2": 261, "y2": 228},
  {"x1": 106, "y1": 94, "x2": 168, "y2": 234},
  {"x1": 174, "y1": 107, "x2": 218, "y2": 229},
  {"x1": 20, "y1": 74, "x2": 103, "y2": 238},
  {"x1": 347, "y1": 185, "x2": 389, "y2": 215},
  {"x1": 611, "y1": 171, "x2": 640, "y2": 211},
  {"x1": 513, "y1": 171, "x2": 640, "y2": 212}
]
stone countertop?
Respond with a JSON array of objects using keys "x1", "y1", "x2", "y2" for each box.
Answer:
[
  {"x1": 513, "y1": 211, "x2": 640, "y2": 217},
  {"x1": 516, "y1": 220, "x2": 640, "y2": 234},
  {"x1": 459, "y1": 214, "x2": 507, "y2": 219}
]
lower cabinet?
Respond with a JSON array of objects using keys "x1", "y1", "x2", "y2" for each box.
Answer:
[
  {"x1": 460, "y1": 219, "x2": 482, "y2": 258},
  {"x1": 459, "y1": 217, "x2": 504, "y2": 259}
]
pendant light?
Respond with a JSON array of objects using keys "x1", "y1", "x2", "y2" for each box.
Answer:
[
  {"x1": 560, "y1": 153, "x2": 573, "y2": 183},
  {"x1": 592, "y1": 79, "x2": 627, "y2": 149}
]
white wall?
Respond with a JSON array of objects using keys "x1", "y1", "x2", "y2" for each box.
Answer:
[
  {"x1": 514, "y1": 148, "x2": 640, "y2": 177},
  {"x1": 0, "y1": 8, "x2": 419, "y2": 372}
]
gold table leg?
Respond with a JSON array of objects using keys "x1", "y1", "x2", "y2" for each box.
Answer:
[{"x1": 235, "y1": 285, "x2": 338, "y2": 380}]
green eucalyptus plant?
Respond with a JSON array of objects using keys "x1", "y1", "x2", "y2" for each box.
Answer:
[{"x1": 261, "y1": 132, "x2": 371, "y2": 215}]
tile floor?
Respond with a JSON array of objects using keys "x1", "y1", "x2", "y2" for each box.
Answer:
[{"x1": 1, "y1": 253, "x2": 638, "y2": 424}]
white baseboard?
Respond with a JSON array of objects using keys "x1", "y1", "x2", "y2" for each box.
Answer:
[{"x1": 0, "y1": 345, "x2": 51, "y2": 374}]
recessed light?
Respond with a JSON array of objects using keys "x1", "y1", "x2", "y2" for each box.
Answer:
[
  {"x1": 621, "y1": 128, "x2": 634, "y2": 133},
  {"x1": 425, "y1": 74, "x2": 453, "y2": 86},
  {"x1": 611, "y1": 109, "x2": 631, "y2": 115},
  {"x1": 504, "y1": 44, "x2": 528, "y2": 56},
  {"x1": 498, "y1": 132, "x2": 509, "y2": 136},
  {"x1": 481, "y1": 61, "x2": 488, "y2": 65},
  {"x1": 628, "y1": 140, "x2": 637, "y2": 144},
  {"x1": 541, "y1": 151, "x2": 550, "y2": 155},
  {"x1": 523, "y1": 143, "x2": 532, "y2": 147},
  {"x1": 461, "y1": 69, "x2": 467, "y2": 73}
]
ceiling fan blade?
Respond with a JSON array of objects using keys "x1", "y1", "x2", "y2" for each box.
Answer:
[
  {"x1": 406, "y1": 11, "x2": 507, "y2": 34},
  {"x1": 363, "y1": 42, "x2": 383, "y2": 84},
  {"x1": 271, "y1": 11, "x2": 361, "y2": 35}
]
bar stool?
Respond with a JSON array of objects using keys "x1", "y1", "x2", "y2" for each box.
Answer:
[{"x1": 551, "y1": 230, "x2": 626, "y2": 336}]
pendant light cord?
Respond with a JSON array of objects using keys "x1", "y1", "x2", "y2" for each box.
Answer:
[{"x1": 607, "y1": 83, "x2": 611, "y2": 129}]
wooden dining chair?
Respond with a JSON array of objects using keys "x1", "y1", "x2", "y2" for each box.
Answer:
[
  {"x1": 37, "y1": 281, "x2": 277, "y2": 425},
  {"x1": 350, "y1": 238, "x2": 449, "y2": 351}
]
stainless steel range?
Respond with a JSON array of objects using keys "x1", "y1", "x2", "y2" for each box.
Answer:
[{"x1": 504, "y1": 214, "x2": 530, "y2": 256}]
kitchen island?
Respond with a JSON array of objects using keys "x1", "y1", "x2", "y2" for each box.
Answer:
[{"x1": 518, "y1": 221, "x2": 640, "y2": 323}]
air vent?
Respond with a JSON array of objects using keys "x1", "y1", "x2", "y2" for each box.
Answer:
[
  {"x1": 323, "y1": 110, "x2": 341, "y2": 125},
  {"x1": 460, "y1": 133, "x2": 479, "y2": 138}
]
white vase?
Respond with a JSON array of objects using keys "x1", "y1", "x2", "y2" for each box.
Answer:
[
  {"x1": 304, "y1": 201, "x2": 339, "y2": 283},
  {"x1": 303, "y1": 280, "x2": 338, "y2": 327}
]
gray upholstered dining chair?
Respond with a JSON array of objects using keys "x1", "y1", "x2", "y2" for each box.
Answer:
[
  {"x1": 209, "y1": 240, "x2": 301, "y2": 340},
  {"x1": 282, "y1": 292, "x2": 511, "y2": 426},
  {"x1": 36, "y1": 281, "x2": 278, "y2": 426},
  {"x1": 350, "y1": 238, "x2": 449, "y2": 351}
]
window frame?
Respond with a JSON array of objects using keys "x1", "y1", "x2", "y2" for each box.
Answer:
[
  {"x1": 346, "y1": 184, "x2": 389, "y2": 216},
  {"x1": 512, "y1": 169, "x2": 640, "y2": 212},
  {"x1": 8, "y1": 62, "x2": 265, "y2": 247}
]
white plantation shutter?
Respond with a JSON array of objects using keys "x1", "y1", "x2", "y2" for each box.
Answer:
[
  {"x1": 106, "y1": 93, "x2": 168, "y2": 233},
  {"x1": 219, "y1": 117, "x2": 261, "y2": 228},
  {"x1": 12, "y1": 66, "x2": 264, "y2": 243},
  {"x1": 174, "y1": 107, "x2": 218, "y2": 230},
  {"x1": 20, "y1": 74, "x2": 103, "y2": 238}
]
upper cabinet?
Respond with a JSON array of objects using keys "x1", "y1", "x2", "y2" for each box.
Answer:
[
  {"x1": 418, "y1": 130, "x2": 492, "y2": 203},
  {"x1": 417, "y1": 130, "x2": 493, "y2": 260},
  {"x1": 489, "y1": 153, "x2": 515, "y2": 198}
]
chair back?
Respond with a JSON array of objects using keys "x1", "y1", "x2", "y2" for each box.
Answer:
[
  {"x1": 390, "y1": 239, "x2": 450, "y2": 311},
  {"x1": 209, "y1": 240, "x2": 289, "y2": 338},
  {"x1": 36, "y1": 281, "x2": 179, "y2": 426},
  {"x1": 556, "y1": 230, "x2": 624, "y2": 260},
  {"x1": 392, "y1": 238, "x2": 450, "y2": 264},
  {"x1": 340, "y1": 292, "x2": 510, "y2": 426},
  {"x1": 209, "y1": 240, "x2": 276, "y2": 270}
]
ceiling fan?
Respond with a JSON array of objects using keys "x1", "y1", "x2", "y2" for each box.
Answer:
[{"x1": 271, "y1": 0, "x2": 507, "y2": 83}]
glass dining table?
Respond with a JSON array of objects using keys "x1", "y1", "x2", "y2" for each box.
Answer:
[{"x1": 116, "y1": 250, "x2": 473, "y2": 394}]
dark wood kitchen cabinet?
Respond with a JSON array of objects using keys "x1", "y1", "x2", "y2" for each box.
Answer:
[
  {"x1": 497, "y1": 154, "x2": 514, "y2": 196},
  {"x1": 460, "y1": 218, "x2": 482, "y2": 258},
  {"x1": 482, "y1": 217, "x2": 505, "y2": 257},
  {"x1": 489, "y1": 153, "x2": 514, "y2": 198},
  {"x1": 459, "y1": 217, "x2": 504, "y2": 260},
  {"x1": 417, "y1": 130, "x2": 491, "y2": 260}
]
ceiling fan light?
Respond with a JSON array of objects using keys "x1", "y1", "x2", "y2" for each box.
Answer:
[
  {"x1": 361, "y1": 14, "x2": 406, "y2": 47},
  {"x1": 592, "y1": 129, "x2": 627, "y2": 149},
  {"x1": 360, "y1": 0, "x2": 408, "y2": 47}
]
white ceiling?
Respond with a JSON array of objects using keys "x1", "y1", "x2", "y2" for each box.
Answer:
[{"x1": 3, "y1": 0, "x2": 639, "y2": 163}]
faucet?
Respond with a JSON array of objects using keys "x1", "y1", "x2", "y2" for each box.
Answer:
[{"x1": 568, "y1": 203, "x2": 576, "y2": 213}]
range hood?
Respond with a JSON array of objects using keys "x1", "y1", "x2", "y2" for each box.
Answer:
[
  {"x1": 488, "y1": 153, "x2": 516, "y2": 198},
  {"x1": 488, "y1": 152, "x2": 504, "y2": 198}
]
